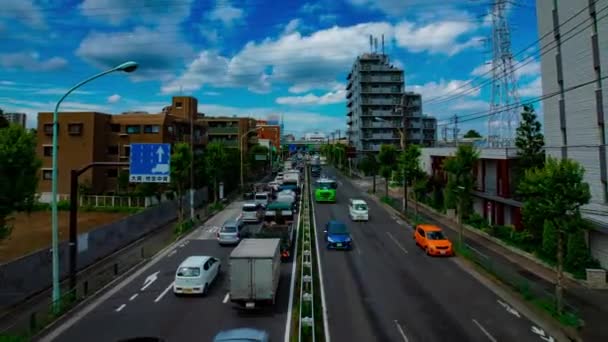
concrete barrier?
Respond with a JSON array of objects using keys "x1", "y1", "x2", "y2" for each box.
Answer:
[{"x1": 0, "y1": 187, "x2": 208, "y2": 310}]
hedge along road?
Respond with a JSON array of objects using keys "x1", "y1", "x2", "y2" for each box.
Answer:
[
  {"x1": 312, "y1": 166, "x2": 548, "y2": 342},
  {"x1": 38, "y1": 200, "x2": 298, "y2": 342}
]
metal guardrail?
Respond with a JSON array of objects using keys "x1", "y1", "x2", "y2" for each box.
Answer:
[{"x1": 298, "y1": 166, "x2": 316, "y2": 341}]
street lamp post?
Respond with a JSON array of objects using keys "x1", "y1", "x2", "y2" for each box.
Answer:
[
  {"x1": 50, "y1": 61, "x2": 137, "y2": 309},
  {"x1": 240, "y1": 127, "x2": 261, "y2": 190}
]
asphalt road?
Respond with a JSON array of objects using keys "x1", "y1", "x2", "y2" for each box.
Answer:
[
  {"x1": 313, "y1": 167, "x2": 550, "y2": 342},
  {"x1": 40, "y1": 200, "x2": 296, "y2": 342}
]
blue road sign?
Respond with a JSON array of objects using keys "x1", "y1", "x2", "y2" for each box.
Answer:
[{"x1": 129, "y1": 143, "x2": 171, "y2": 183}]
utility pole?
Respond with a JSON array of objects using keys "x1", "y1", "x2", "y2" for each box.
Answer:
[
  {"x1": 189, "y1": 110, "x2": 195, "y2": 221},
  {"x1": 453, "y1": 114, "x2": 459, "y2": 146}
]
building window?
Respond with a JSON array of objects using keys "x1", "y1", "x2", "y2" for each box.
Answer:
[
  {"x1": 107, "y1": 145, "x2": 119, "y2": 155},
  {"x1": 126, "y1": 125, "x2": 141, "y2": 134},
  {"x1": 43, "y1": 145, "x2": 53, "y2": 156},
  {"x1": 44, "y1": 123, "x2": 54, "y2": 135},
  {"x1": 42, "y1": 169, "x2": 53, "y2": 180},
  {"x1": 144, "y1": 125, "x2": 160, "y2": 133},
  {"x1": 68, "y1": 123, "x2": 83, "y2": 135},
  {"x1": 124, "y1": 145, "x2": 131, "y2": 157},
  {"x1": 175, "y1": 101, "x2": 183, "y2": 109},
  {"x1": 110, "y1": 124, "x2": 121, "y2": 132},
  {"x1": 106, "y1": 169, "x2": 118, "y2": 178}
]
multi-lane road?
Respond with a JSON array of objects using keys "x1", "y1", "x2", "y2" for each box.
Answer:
[
  {"x1": 312, "y1": 167, "x2": 550, "y2": 342},
  {"x1": 40, "y1": 201, "x2": 296, "y2": 342},
  {"x1": 39, "y1": 166, "x2": 554, "y2": 342}
]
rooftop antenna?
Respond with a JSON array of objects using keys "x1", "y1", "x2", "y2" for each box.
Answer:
[
  {"x1": 381, "y1": 34, "x2": 385, "y2": 55},
  {"x1": 369, "y1": 35, "x2": 373, "y2": 53}
]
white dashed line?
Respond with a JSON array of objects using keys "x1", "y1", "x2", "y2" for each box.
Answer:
[
  {"x1": 115, "y1": 304, "x2": 126, "y2": 312},
  {"x1": 386, "y1": 232, "x2": 408, "y2": 254},
  {"x1": 129, "y1": 294, "x2": 138, "y2": 301},
  {"x1": 223, "y1": 292, "x2": 230, "y2": 304},
  {"x1": 394, "y1": 320, "x2": 409, "y2": 342},
  {"x1": 472, "y1": 319, "x2": 497, "y2": 342},
  {"x1": 167, "y1": 250, "x2": 177, "y2": 257},
  {"x1": 154, "y1": 282, "x2": 174, "y2": 303}
]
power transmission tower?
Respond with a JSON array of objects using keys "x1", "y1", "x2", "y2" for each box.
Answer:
[{"x1": 488, "y1": 0, "x2": 520, "y2": 147}]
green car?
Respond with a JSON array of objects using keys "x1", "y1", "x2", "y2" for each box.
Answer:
[{"x1": 315, "y1": 178, "x2": 337, "y2": 203}]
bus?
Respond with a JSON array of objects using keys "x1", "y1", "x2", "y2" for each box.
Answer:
[{"x1": 314, "y1": 177, "x2": 337, "y2": 203}]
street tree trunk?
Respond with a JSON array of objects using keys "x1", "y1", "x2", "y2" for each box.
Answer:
[
  {"x1": 556, "y1": 226, "x2": 564, "y2": 315},
  {"x1": 372, "y1": 174, "x2": 376, "y2": 194}
]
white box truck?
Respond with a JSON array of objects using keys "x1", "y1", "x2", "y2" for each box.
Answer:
[{"x1": 229, "y1": 238, "x2": 281, "y2": 309}]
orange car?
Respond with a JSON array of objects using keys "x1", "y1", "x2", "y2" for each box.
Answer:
[{"x1": 413, "y1": 224, "x2": 454, "y2": 256}]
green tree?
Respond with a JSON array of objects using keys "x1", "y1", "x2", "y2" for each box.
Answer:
[
  {"x1": 515, "y1": 104, "x2": 545, "y2": 171},
  {"x1": 442, "y1": 144, "x2": 479, "y2": 246},
  {"x1": 205, "y1": 141, "x2": 227, "y2": 203},
  {"x1": 463, "y1": 129, "x2": 482, "y2": 138},
  {"x1": 378, "y1": 144, "x2": 398, "y2": 196},
  {"x1": 398, "y1": 144, "x2": 423, "y2": 213},
  {"x1": 0, "y1": 125, "x2": 41, "y2": 239},
  {"x1": 117, "y1": 170, "x2": 130, "y2": 194},
  {"x1": 0, "y1": 115, "x2": 8, "y2": 129},
  {"x1": 518, "y1": 157, "x2": 591, "y2": 314},
  {"x1": 170, "y1": 143, "x2": 193, "y2": 222},
  {"x1": 358, "y1": 153, "x2": 379, "y2": 194},
  {"x1": 248, "y1": 145, "x2": 269, "y2": 175}
]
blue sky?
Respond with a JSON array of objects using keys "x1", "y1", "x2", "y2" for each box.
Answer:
[{"x1": 0, "y1": 0, "x2": 542, "y2": 137}]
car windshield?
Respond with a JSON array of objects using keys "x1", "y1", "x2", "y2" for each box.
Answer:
[
  {"x1": 242, "y1": 206, "x2": 257, "y2": 212},
  {"x1": 222, "y1": 225, "x2": 237, "y2": 233},
  {"x1": 427, "y1": 231, "x2": 446, "y2": 240},
  {"x1": 354, "y1": 204, "x2": 367, "y2": 211},
  {"x1": 328, "y1": 223, "x2": 348, "y2": 235},
  {"x1": 317, "y1": 181, "x2": 336, "y2": 189},
  {"x1": 255, "y1": 195, "x2": 267, "y2": 200},
  {"x1": 176, "y1": 267, "x2": 200, "y2": 277}
]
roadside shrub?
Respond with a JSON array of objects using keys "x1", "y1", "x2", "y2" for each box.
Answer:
[
  {"x1": 465, "y1": 212, "x2": 488, "y2": 229},
  {"x1": 541, "y1": 221, "x2": 558, "y2": 260}
]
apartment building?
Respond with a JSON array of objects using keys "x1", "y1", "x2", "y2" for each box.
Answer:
[
  {"x1": 420, "y1": 146, "x2": 523, "y2": 228},
  {"x1": 257, "y1": 124, "x2": 281, "y2": 154},
  {"x1": 1, "y1": 112, "x2": 27, "y2": 127},
  {"x1": 400, "y1": 92, "x2": 437, "y2": 147},
  {"x1": 537, "y1": 0, "x2": 608, "y2": 267},
  {"x1": 346, "y1": 52, "x2": 404, "y2": 153},
  {"x1": 36, "y1": 96, "x2": 206, "y2": 200},
  {"x1": 203, "y1": 116, "x2": 257, "y2": 151}
]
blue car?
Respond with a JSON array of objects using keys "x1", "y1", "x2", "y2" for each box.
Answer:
[
  {"x1": 324, "y1": 220, "x2": 353, "y2": 250},
  {"x1": 213, "y1": 328, "x2": 269, "y2": 342}
]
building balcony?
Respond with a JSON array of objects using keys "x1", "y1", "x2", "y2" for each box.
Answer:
[
  {"x1": 207, "y1": 126, "x2": 239, "y2": 134},
  {"x1": 361, "y1": 87, "x2": 402, "y2": 94},
  {"x1": 362, "y1": 110, "x2": 399, "y2": 117},
  {"x1": 361, "y1": 122, "x2": 401, "y2": 129},
  {"x1": 210, "y1": 139, "x2": 239, "y2": 148},
  {"x1": 362, "y1": 98, "x2": 401, "y2": 106},
  {"x1": 362, "y1": 133, "x2": 399, "y2": 140},
  {"x1": 347, "y1": 109, "x2": 353, "y2": 116},
  {"x1": 360, "y1": 75, "x2": 403, "y2": 83}
]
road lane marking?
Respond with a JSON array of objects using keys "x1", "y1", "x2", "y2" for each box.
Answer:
[
  {"x1": 129, "y1": 294, "x2": 138, "y2": 301},
  {"x1": 386, "y1": 232, "x2": 408, "y2": 254},
  {"x1": 284, "y1": 185, "x2": 303, "y2": 342},
  {"x1": 497, "y1": 299, "x2": 521, "y2": 318},
  {"x1": 141, "y1": 271, "x2": 159, "y2": 291},
  {"x1": 115, "y1": 304, "x2": 126, "y2": 312},
  {"x1": 531, "y1": 326, "x2": 555, "y2": 342},
  {"x1": 394, "y1": 320, "x2": 409, "y2": 342},
  {"x1": 472, "y1": 319, "x2": 497, "y2": 342},
  {"x1": 223, "y1": 292, "x2": 230, "y2": 304},
  {"x1": 154, "y1": 282, "x2": 174, "y2": 303},
  {"x1": 167, "y1": 250, "x2": 177, "y2": 257}
]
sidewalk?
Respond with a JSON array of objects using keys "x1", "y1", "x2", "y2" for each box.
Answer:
[{"x1": 350, "y1": 176, "x2": 608, "y2": 342}]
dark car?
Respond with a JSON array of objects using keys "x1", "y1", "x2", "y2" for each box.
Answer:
[{"x1": 324, "y1": 220, "x2": 353, "y2": 250}]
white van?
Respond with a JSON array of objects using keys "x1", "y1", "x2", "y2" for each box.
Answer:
[
  {"x1": 254, "y1": 192, "x2": 269, "y2": 208},
  {"x1": 349, "y1": 199, "x2": 369, "y2": 221},
  {"x1": 173, "y1": 256, "x2": 221, "y2": 295},
  {"x1": 242, "y1": 202, "x2": 261, "y2": 223}
]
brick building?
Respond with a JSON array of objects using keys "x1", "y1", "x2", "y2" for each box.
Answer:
[{"x1": 202, "y1": 116, "x2": 258, "y2": 150}]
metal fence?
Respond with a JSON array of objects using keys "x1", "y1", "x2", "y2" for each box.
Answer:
[
  {"x1": 80, "y1": 195, "x2": 148, "y2": 208},
  {"x1": 299, "y1": 169, "x2": 316, "y2": 341}
]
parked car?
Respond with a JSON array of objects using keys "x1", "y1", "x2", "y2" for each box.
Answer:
[
  {"x1": 324, "y1": 220, "x2": 353, "y2": 250},
  {"x1": 413, "y1": 224, "x2": 454, "y2": 256},
  {"x1": 217, "y1": 219, "x2": 244, "y2": 245},
  {"x1": 348, "y1": 199, "x2": 369, "y2": 221},
  {"x1": 213, "y1": 328, "x2": 269, "y2": 342},
  {"x1": 173, "y1": 256, "x2": 221, "y2": 295}
]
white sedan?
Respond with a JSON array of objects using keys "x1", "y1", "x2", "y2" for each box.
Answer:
[{"x1": 173, "y1": 255, "x2": 221, "y2": 295}]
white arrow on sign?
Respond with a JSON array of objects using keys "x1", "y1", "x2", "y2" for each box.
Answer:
[
  {"x1": 156, "y1": 146, "x2": 165, "y2": 163},
  {"x1": 141, "y1": 271, "x2": 160, "y2": 291},
  {"x1": 497, "y1": 299, "x2": 521, "y2": 318},
  {"x1": 531, "y1": 326, "x2": 555, "y2": 342}
]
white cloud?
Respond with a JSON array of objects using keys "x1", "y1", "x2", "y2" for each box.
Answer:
[
  {"x1": 0, "y1": 52, "x2": 67, "y2": 71},
  {"x1": 207, "y1": 0, "x2": 244, "y2": 27},
  {"x1": 200, "y1": 28, "x2": 219, "y2": 43},
  {"x1": 284, "y1": 19, "x2": 301, "y2": 35},
  {"x1": 107, "y1": 94, "x2": 121, "y2": 103},
  {"x1": 410, "y1": 79, "x2": 481, "y2": 100},
  {"x1": 163, "y1": 22, "x2": 394, "y2": 94},
  {"x1": 346, "y1": 0, "x2": 463, "y2": 17},
  {"x1": 76, "y1": 26, "x2": 193, "y2": 81},
  {"x1": 79, "y1": 0, "x2": 194, "y2": 26},
  {"x1": 0, "y1": 0, "x2": 45, "y2": 29},
  {"x1": 519, "y1": 77, "x2": 542, "y2": 97},
  {"x1": 276, "y1": 88, "x2": 346, "y2": 105},
  {"x1": 300, "y1": 2, "x2": 323, "y2": 14},
  {"x1": 449, "y1": 99, "x2": 489, "y2": 111},
  {"x1": 203, "y1": 91, "x2": 221, "y2": 96},
  {"x1": 471, "y1": 58, "x2": 541, "y2": 78},
  {"x1": 394, "y1": 20, "x2": 482, "y2": 56}
]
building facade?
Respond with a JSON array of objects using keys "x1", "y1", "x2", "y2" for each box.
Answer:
[
  {"x1": 36, "y1": 96, "x2": 206, "y2": 199},
  {"x1": 346, "y1": 53, "x2": 404, "y2": 152},
  {"x1": 400, "y1": 92, "x2": 437, "y2": 147},
  {"x1": 203, "y1": 116, "x2": 258, "y2": 151},
  {"x1": 257, "y1": 124, "x2": 280, "y2": 153},
  {"x1": 2, "y1": 112, "x2": 27, "y2": 127},
  {"x1": 537, "y1": 0, "x2": 608, "y2": 267},
  {"x1": 420, "y1": 147, "x2": 523, "y2": 229}
]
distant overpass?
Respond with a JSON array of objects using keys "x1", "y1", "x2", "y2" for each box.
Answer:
[{"x1": 282, "y1": 140, "x2": 324, "y2": 153}]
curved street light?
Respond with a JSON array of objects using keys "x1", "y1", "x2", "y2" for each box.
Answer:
[{"x1": 50, "y1": 61, "x2": 138, "y2": 309}]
